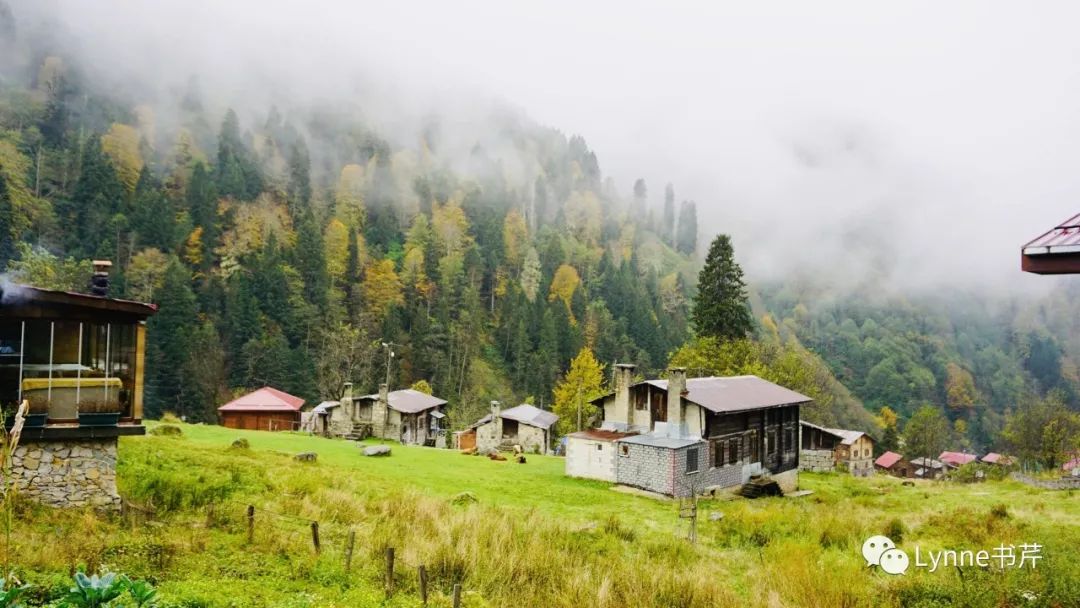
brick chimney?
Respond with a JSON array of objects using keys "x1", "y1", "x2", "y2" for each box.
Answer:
[
  {"x1": 372, "y1": 383, "x2": 390, "y2": 439},
  {"x1": 667, "y1": 367, "x2": 687, "y2": 438},
  {"x1": 490, "y1": 400, "x2": 502, "y2": 445},
  {"x1": 90, "y1": 260, "x2": 112, "y2": 297},
  {"x1": 613, "y1": 363, "x2": 636, "y2": 427}
]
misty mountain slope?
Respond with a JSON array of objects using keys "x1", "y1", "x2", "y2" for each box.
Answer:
[
  {"x1": 0, "y1": 1, "x2": 704, "y2": 426},
  {"x1": 757, "y1": 282, "x2": 1080, "y2": 450}
]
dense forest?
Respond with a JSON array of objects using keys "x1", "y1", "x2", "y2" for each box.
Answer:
[{"x1": 0, "y1": 1, "x2": 1077, "y2": 459}]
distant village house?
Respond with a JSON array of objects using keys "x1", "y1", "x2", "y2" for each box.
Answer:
[
  {"x1": 456, "y1": 402, "x2": 558, "y2": 454},
  {"x1": 355, "y1": 385, "x2": 447, "y2": 446},
  {"x1": 874, "y1": 451, "x2": 912, "y2": 477},
  {"x1": 218, "y1": 386, "x2": 304, "y2": 431},
  {"x1": 798, "y1": 421, "x2": 875, "y2": 476}
]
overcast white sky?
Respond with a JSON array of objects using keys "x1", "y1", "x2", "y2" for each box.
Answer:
[{"x1": 15, "y1": 0, "x2": 1080, "y2": 292}]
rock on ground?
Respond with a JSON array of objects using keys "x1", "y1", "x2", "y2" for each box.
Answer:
[{"x1": 363, "y1": 445, "x2": 391, "y2": 457}]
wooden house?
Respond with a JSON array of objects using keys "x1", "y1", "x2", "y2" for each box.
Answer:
[
  {"x1": 218, "y1": 386, "x2": 304, "y2": 431},
  {"x1": 939, "y1": 451, "x2": 977, "y2": 470},
  {"x1": 799, "y1": 421, "x2": 875, "y2": 476},
  {"x1": 456, "y1": 402, "x2": 558, "y2": 454},
  {"x1": 566, "y1": 365, "x2": 809, "y2": 497},
  {"x1": 874, "y1": 451, "x2": 912, "y2": 477},
  {"x1": 910, "y1": 457, "x2": 945, "y2": 479},
  {"x1": 1, "y1": 266, "x2": 156, "y2": 510}
]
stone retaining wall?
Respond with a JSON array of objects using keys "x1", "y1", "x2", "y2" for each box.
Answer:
[
  {"x1": 10, "y1": 439, "x2": 120, "y2": 510},
  {"x1": 799, "y1": 449, "x2": 836, "y2": 472}
]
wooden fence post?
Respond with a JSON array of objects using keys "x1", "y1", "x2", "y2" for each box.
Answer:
[
  {"x1": 418, "y1": 565, "x2": 428, "y2": 605},
  {"x1": 206, "y1": 501, "x2": 215, "y2": 528},
  {"x1": 385, "y1": 547, "x2": 395, "y2": 597},
  {"x1": 344, "y1": 528, "x2": 356, "y2": 571},
  {"x1": 452, "y1": 583, "x2": 462, "y2": 608},
  {"x1": 246, "y1": 505, "x2": 255, "y2": 544},
  {"x1": 310, "y1": 521, "x2": 320, "y2": 554}
]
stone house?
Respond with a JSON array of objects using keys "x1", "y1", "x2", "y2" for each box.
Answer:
[
  {"x1": 3, "y1": 268, "x2": 156, "y2": 510},
  {"x1": 565, "y1": 365, "x2": 810, "y2": 497},
  {"x1": 798, "y1": 421, "x2": 875, "y2": 476},
  {"x1": 354, "y1": 385, "x2": 447, "y2": 446},
  {"x1": 218, "y1": 386, "x2": 304, "y2": 431},
  {"x1": 456, "y1": 402, "x2": 558, "y2": 454}
]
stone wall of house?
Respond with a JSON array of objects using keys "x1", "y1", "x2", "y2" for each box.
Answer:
[
  {"x1": 10, "y1": 439, "x2": 120, "y2": 510},
  {"x1": 565, "y1": 437, "x2": 616, "y2": 481},
  {"x1": 799, "y1": 449, "x2": 836, "y2": 472},
  {"x1": 673, "y1": 443, "x2": 742, "y2": 497},
  {"x1": 615, "y1": 443, "x2": 675, "y2": 495}
]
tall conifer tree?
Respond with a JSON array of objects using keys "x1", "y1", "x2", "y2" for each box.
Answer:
[{"x1": 692, "y1": 234, "x2": 752, "y2": 341}]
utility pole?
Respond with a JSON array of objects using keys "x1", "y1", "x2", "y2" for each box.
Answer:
[
  {"x1": 576, "y1": 384, "x2": 582, "y2": 432},
  {"x1": 381, "y1": 342, "x2": 395, "y2": 388}
]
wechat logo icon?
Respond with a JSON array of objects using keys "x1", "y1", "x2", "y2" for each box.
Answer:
[{"x1": 862, "y1": 535, "x2": 909, "y2": 575}]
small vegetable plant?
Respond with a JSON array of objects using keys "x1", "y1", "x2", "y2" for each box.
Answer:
[
  {"x1": 59, "y1": 571, "x2": 158, "y2": 608},
  {"x1": 0, "y1": 579, "x2": 28, "y2": 608}
]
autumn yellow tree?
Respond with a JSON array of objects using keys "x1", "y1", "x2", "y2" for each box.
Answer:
[
  {"x1": 563, "y1": 190, "x2": 602, "y2": 244},
  {"x1": 101, "y1": 123, "x2": 144, "y2": 195},
  {"x1": 183, "y1": 227, "x2": 204, "y2": 269},
  {"x1": 548, "y1": 264, "x2": 580, "y2": 318},
  {"x1": 363, "y1": 259, "x2": 404, "y2": 320},
  {"x1": 945, "y1": 362, "x2": 980, "y2": 414},
  {"x1": 552, "y1": 347, "x2": 606, "y2": 435},
  {"x1": 323, "y1": 218, "x2": 349, "y2": 283},
  {"x1": 126, "y1": 248, "x2": 171, "y2": 302},
  {"x1": 502, "y1": 208, "x2": 528, "y2": 269},
  {"x1": 335, "y1": 164, "x2": 366, "y2": 228}
]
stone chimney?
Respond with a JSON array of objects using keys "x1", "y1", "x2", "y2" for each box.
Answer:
[
  {"x1": 372, "y1": 383, "x2": 390, "y2": 439},
  {"x1": 342, "y1": 382, "x2": 354, "y2": 418},
  {"x1": 613, "y1": 363, "x2": 636, "y2": 426},
  {"x1": 667, "y1": 367, "x2": 687, "y2": 438},
  {"x1": 490, "y1": 400, "x2": 502, "y2": 445},
  {"x1": 90, "y1": 260, "x2": 112, "y2": 297}
]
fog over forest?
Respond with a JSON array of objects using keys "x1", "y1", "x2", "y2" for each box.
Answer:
[{"x1": 10, "y1": 0, "x2": 1080, "y2": 293}]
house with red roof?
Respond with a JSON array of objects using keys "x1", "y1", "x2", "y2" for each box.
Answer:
[
  {"x1": 874, "y1": 451, "x2": 912, "y2": 478},
  {"x1": 939, "y1": 451, "x2": 977, "y2": 469},
  {"x1": 218, "y1": 386, "x2": 305, "y2": 431}
]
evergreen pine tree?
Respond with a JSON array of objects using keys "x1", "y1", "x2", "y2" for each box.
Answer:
[
  {"x1": 187, "y1": 162, "x2": 219, "y2": 271},
  {"x1": 676, "y1": 200, "x2": 698, "y2": 255},
  {"x1": 67, "y1": 136, "x2": 125, "y2": 257},
  {"x1": 216, "y1": 109, "x2": 262, "y2": 200},
  {"x1": 692, "y1": 234, "x2": 753, "y2": 341},
  {"x1": 294, "y1": 210, "x2": 329, "y2": 312},
  {"x1": 146, "y1": 260, "x2": 199, "y2": 418},
  {"x1": 287, "y1": 139, "x2": 312, "y2": 217}
]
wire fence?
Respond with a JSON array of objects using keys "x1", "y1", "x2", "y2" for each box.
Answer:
[{"x1": 122, "y1": 497, "x2": 467, "y2": 606}]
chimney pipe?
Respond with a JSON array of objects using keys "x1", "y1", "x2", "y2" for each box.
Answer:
[
  {"x1": 667, "y1": 367, "x2": 687, "y2": 438},
  {"x1": 90, "y1": 260, "x2": 112, "y2": 297}
]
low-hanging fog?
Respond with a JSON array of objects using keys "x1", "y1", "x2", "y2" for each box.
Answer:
[{"x1": 11, "y1": 0, "x2": 1080, "y2": 294}]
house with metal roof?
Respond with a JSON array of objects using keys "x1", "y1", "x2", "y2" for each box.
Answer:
[
  {"x1": 565, "y1": 364, "x2": 810, "y2": 497},
  {"x1": 1022, "y1": 212, "x2": 1080, "y2": 274},
  {"x1": 218, "y1": 386, "x2": 305, "y2": 431},
  {"x1": 353, "y1": 384, "x2": 447, "y2": 446},
  {"x1": 910, "y1": 457, "x2": 945, "y2": 479},
  {"x1": 798, "y1": 420, "x2": 875, "y2": 476},
  {"x1": 874, "y1": 451, "x2": 913, "y2": 477},
  {"x1": 939, "y1": 451, "x2": 978, "y2": 469},
  {"x1": 456, "y1": 402, "x2": 558, "y2": 455}
]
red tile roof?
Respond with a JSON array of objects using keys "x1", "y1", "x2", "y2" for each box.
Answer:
[
  {"x1": 980, "y1": 452, "x2": 1013, "y2": 465},
  {"x1": 218, "y1": 387, "x2": 305, "y2": 412},
  {"x1": 875, "y1": 451, "x2": 903, "y2": 469},
  {"x1": 939, "y1": 451, "x2": 977, "y2": 467}
]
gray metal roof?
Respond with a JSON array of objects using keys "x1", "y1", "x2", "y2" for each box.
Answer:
[
  {"x1": 498, "y1": 404, "x2": 558, "y2": 430},
  {"x1": 311, "y1": 400, "x2": 340, "y2": 414},
  {"x1": 800, "y1": 420, "x2": 866, "y2": 445},
  {"x1": 357, "y1": 389, "x2": 447, "y2": 414},
  {"x1": 617, "y1": 434, "x2": 703, "y2": 449},
  {"x1": 640, "y1": 375, "x2": 811, "y2": 413}
]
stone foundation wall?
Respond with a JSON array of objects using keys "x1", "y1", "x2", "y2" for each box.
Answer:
[
  {"x1": 10, "y1": 439, "x2": 120, "y2": 510},
  {"x1": 800, "y1": 449, "x2": 836, "y2": 472}
]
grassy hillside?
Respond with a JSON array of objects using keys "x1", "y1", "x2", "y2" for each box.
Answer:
[{"x1": 8, "y1": 423, "x2": 1079, "y2": 607}]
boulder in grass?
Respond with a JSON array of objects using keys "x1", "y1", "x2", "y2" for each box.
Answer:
[
  {"x1": 294, "y1": 452, "x2": 317, "y2": 463},
  {"x1": 231, "y1": 438, "x2": 250, "y2": 449},
  {"x1": 363, "y1": 445, "x2": 391, "y2": 457}
]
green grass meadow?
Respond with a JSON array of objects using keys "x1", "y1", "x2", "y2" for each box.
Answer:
[{"x1": 8, "y1": 422, "x2": 1080, "y2": 607}]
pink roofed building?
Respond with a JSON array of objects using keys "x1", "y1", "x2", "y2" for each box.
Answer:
[
  {"x1": 218, "y1": 386, "x2": 305, "y2": 431},
  {"x1": 939, "y1": 451, "x2": 977, "y2": 468}
]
